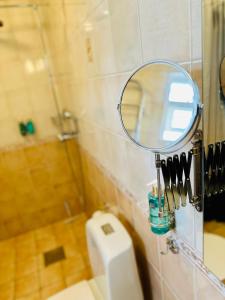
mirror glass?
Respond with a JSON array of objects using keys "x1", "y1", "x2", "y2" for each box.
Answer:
[
  {"x1": 203, "y1": 1, "x2": 225, "y2": 285},
  {"x1": 119, "y1": 61, "x2": 200, "y2": 153}
]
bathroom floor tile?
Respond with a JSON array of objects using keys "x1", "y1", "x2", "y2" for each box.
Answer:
[
  {"x1": 65, "y1": 268, "x2": 92, "y2": 287},
  {"x1": 63, "y1": 242, "x2": 80, "y2": 259},
  {"x1": 0, "y1": 213, "x2": 90, "y2": 300},
  {"x1": 0, "y1": 263, "x2": 15, "y2": 285},
  {"x1": 0, "y1": 281, "x2": 14, "y2": 300},
  {"x1": 40, "y1": 280, "x2": 65, "y2": 300},
  {"x1": 15, "y1": 291, "x2": 41, "y2": 300},
  {"x1": 15, "y1": 256, "x2": 37, "y2": 278},
  {"x1": 61, "y1": 255, "x2": 86, "y2": 278},
  {"x1": 15, "y1": 272, "x2": 39, "y2": 298},
  {"x1": 39, "y1": 262, "x2": 63, "y2": 288},
  {"x1": 36, "y1": 236, "x2": 57, "y2": 254},
  {"x1": 35, "y1": 225, "x2": 54, "y2": 241},
  {"x1": 16, "y1": 240, "x2": 36, "y2": 260}
]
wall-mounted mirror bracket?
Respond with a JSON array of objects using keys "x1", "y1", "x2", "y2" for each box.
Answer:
[
  {"x1": 160, "y1": 236, "x2": 179, "y2": 255},
  {"x1": 191, "y1": 129, "x2": 203, "y2": 212},
  {"x1": 155, "y1": 153, "x2": 164, "y2": 217}
]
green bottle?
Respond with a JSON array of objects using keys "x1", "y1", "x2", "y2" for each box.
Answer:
[
  {"x1": 19, "y1": 122, "x2": 27, "y2": 136},
  {"x1": 26, "y1": 120, "x2": 35, "y2": 135},
  {"x1": 148, "y1": 185, "x2": 169, "y2": 235}
]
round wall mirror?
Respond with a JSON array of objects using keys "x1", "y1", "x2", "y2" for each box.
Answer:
[
  {"x1": 118, "y1": 60, "x2": 201, "y2": 153},
  {"x1": 219, "y1": 56, "x2": 225, "y2": 102}
]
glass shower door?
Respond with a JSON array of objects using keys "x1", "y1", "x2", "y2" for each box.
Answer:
[{"x1": 0, "y1": 4, "x2": 83, "y2": 240}]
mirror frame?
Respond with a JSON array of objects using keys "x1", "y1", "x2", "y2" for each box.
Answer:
[
  {"x1": 219, "y1": 56, "x2": 225, "y2": 103},
  {"x1": 118, "y1": 60, "x2": 202, "y2": 154}
]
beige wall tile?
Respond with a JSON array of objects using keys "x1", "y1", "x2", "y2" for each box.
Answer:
[
  {"x1": 40, "y1": 205, "x2": 68, "y2": 226},
  {"x1": 0, "y1": 224, "x2": 10, "y2": 240},
  {"x1": 115, "y1": 188, "x2": 134, "y2": 225},
  {"x1": 163, "y1": 282, "x2": 179, "y2": 300},
  {"x1": 21, "y1": 211, "x2": 45, "y2": 231},
  {"x1": 133, "y1": 203, "x2": 160, "y2": 271},
  {"x1": 195, "y1": 269, "x2": 225, "y2": 300},
  {"x1": 0, "y1": 201, "x2": 18, "y2": 221},
  {"x1": 5, "y1": 217, "x2": 24, "y2": 237},
  {"x1": 191, "y1": 0, "x2": 202, "y2": 60},
  {"x1": 2, "y1": 149, "x2": 27, "y2": 171},
  {"x1": 139, "y1": 0, "x2": 190, "y2": 62},
  {"x1": 147, "y1": 263, "x2": 163, "y2": 300},
  {"x1": 159, "y1": 236, "x2": 195, "y2": 300}
]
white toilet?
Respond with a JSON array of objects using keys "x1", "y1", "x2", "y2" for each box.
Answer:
[{"x1": 48, "y1": 211, "x2": 144, "y2": 300}]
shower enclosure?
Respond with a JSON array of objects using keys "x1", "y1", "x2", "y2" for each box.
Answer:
[{"x1": 0, "y1": 3, "x2": 84, "y2": 240}]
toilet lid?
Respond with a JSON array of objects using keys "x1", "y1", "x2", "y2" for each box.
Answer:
[{"x1": 47, "y1": 281, "x2": 96, "y2": 300}]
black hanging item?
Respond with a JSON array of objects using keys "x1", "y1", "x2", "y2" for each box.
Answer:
[
  {"x1": 173, "y1": 154, "x2": 186, "y2": 207},
  {"x1": 180, "y1": 151, "x2": 193, "y2": 203},
  {"x1": 167, "y1": 157, "x2": 180, "y2": 210},
  {"x1": 19, "y1": 122, "x2": 27, "y2": 136},
  {"x1": 220, "y1": 141, "x2": 225, "y2": 191},
  {"x1": 204, "y1": 141, "x2": 225, "y2": 222},
  {"x1": 204, "y1": 144, "x2": 212, "y2": 221},
  {"x1": 205, "y1": 144, "x2": 213, "y2": 196},
  {"x1": 161, "y1": 159, "x2": 174, "y2": 213},
  {"x1": 220, "y1": 141, "x2": 225, "y2": 221}
]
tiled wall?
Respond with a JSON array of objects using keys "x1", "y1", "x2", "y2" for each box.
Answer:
[
  {"x1": 79, "y1": 145, "x2": 225, "y2": 300},
  {"x1": 0, "y1": 4, "x2": 85, "y2": 240},
  {"x1": 0, "y1": 5, "x2": 60, "y2": 148},
  {"x1": 34, "y1": 0, "x2": 225, "y2": 298},
  {"x1": 0, "y1": 139, "x2": 83, "y2": 240},
  {"x1": 39, "y1": 0, "x2": 225, "y2": 298},
  {"x1": 1, "y1": 0, "x2": 224, "y2": 299},
  {"x1": 38, "y1": 0, "x2": 204, "y2": 250}
]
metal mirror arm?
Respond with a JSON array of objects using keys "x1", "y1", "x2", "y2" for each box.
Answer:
[
  {"x1": 155, "y1": 153, "x2": 164, "y2": 217},
  {"x1": 191, "y1": 129, "x2": 203, "y2": 212}
]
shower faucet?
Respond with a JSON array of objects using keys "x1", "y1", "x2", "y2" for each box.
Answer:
[{"x1": 52, "y1": 109, "x2": 79, "y2": 142}]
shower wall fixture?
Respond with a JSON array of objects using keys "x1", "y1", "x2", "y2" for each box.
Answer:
[
  {"x1": 52, "y1": 109, "x2": 79, "y2": 142},
  {"x1": 0, "y1": 4, "x2": 83, "y2": 239}
]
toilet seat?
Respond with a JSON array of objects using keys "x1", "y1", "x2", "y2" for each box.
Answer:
[{"x1": 47, "y1": 280, "x2": 97, "y2": 300}]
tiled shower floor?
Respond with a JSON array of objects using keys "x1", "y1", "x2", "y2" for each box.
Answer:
[{"x1": 0, "y1": 213, "x2": 92, "y2": 300}]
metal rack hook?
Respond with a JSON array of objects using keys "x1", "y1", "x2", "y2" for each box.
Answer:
[{"x1": 160, "y1": 237, "x2": 179, "y2": 255}]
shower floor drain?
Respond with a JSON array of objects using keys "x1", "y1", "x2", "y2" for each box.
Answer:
[{"x1": 44, "y1": 246, "x2": 66, "y2": 267}]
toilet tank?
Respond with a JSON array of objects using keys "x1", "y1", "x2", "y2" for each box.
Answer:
[{"x1": 86, "y1": 211, "x2": 143, "y2": 300}]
